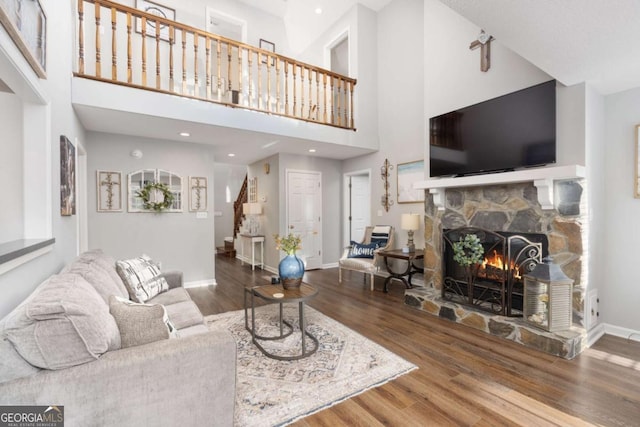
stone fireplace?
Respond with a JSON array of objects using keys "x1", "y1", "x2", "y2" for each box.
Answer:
[{"x1": 406, "y1": 176, "x2": 587, "y2": 358}]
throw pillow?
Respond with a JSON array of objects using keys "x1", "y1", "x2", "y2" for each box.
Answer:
[
  {"x1": 109, "y1": 296, "x2": 177, "y2": 348},
  {"x1": 348, "y1": 241, "x2": 379, "y2": 259},
  {"x1": 116, "y1": 255, "x2": 169, "y2": 303},
  {"x1": 371, "y1": 225, "x2": 391, "y2": 248}
]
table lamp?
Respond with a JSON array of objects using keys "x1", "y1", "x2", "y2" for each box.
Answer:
[
  {"x1": 243, "y1": 202, "x2": 262, "y2": 235},
  {"x1": 401, "y1": 213, "x2": 420, "y2": 253}
]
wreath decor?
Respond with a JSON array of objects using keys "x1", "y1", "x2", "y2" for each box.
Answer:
[
  {"x1": 136, "y1": 182, "x2": 174, "y2": 212},
  {"x1": 452, "y1": 234, "x2": 484, "y2": 266}
]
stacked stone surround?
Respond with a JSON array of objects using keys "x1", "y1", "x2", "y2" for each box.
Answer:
[{"x1": 411, "y1": 179, "x2": 588, "y2": 358}]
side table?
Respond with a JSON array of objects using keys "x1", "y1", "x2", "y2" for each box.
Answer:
[
  {"x1": 239, "y1": 234, "x2": 264, "y2": 271},
  {"x1": 377, "y1": 249, "x2": 424, "y2": 293},
  {"x1": 244, "y1": 283, "x2": 319, "y2": 360}
]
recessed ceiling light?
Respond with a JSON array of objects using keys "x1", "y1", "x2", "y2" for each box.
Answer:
[
  {"x1": 309, "y1": 149, "x2": 316, "y2": 153},
  {"x1": 228, "y1": 153, "x2": 235, "y2": 157},
  {"x1": 314, "y1": 7, "x2": 322, "y2": 14},
  {"x1": 179, "y1": 132, "x2": 190, "y2": 137}
]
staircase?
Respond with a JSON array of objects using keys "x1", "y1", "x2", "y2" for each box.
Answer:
[{"x1": 216, "y1": 174, "x2": 247, "y2": 258}]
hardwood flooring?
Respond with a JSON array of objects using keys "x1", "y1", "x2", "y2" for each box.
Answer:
[{"x1": 188, "y1": 256, "x2": 640, "y2": 426}]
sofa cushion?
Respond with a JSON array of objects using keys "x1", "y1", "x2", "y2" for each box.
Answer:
[
  {"x1": 146, "y1": 287, "x2": 191, "y2": 306},
  {"x1": 348, "y1": 241, "x2": 379, "y2": 259},
  {"x1": 109, "y1": 296, "x2": 176, "y2": 348},
  {"x1": 340, "y1": 257, "x2": 376, "y2": 272},
  {"x1": 80, "y1": 250, "x2": 129, "y2": 297},
  {"x1": 64, "y1": 258, "x2": 128, "y2": 304},
  {"x1": 163, "y1": 300, "x2": 204, "y2": 330},
  {"x1": 116, "y1": 255, "x2": 169, "y2": 303},
  {"x1": 4, "y1": 273, "x2": 121, "y2": 370},
  {"x1": 177, "y1": 324, "x2": 209, "y2": 338},
  {"x1": 0, "y1": 336, "x2": 41, "y2": 384}
]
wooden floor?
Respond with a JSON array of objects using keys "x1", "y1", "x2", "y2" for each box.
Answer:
[{"x1": 188, "y1": 256, "x2": 640, "y2": 426}]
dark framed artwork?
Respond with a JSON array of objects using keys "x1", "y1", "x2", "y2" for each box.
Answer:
[
  {"x1": 259, "y1": 38, "x2": 275, "y2": 65},
  {"x1": 60, "y1": 135, "x2": 76, "y2": 216},
  {"x1": 136, "y1": 0, "x2": 175, "y2": 41}
]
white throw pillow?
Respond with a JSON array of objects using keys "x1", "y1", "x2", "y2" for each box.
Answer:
[{"x1": 116, "y1": 255, "x2": 169, "y2": 303}]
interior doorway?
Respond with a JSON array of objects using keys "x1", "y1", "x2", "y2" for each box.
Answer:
[
  {"x1": 286, "y1": 169, "x2": 322, "y2": 270},
  {"x1": 327, "y1": 31, "x2": 349, "y2": 125},
  {"x1": 343, "y1": 170, "x2": 371, "y2": 246},
  {"x1": 205, "y1": 8, "x2": 247, "y2": 42}
]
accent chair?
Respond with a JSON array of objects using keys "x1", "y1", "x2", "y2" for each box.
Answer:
[{"x1": 338, "y1": 225, "x2": 394, "y2": 291}]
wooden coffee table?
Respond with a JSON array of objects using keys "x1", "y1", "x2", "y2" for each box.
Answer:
[{"x1": 244, "y1": 283, "x2": 319, "y2": 360}]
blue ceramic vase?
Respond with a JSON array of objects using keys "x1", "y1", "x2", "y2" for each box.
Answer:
[{"x1": 278, "y1": 254, "x2": 304, "y2": 289}]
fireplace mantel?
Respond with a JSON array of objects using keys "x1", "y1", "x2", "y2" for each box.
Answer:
[{"x1": 414, "y1": 165, "x2": 586, "y2": 210}]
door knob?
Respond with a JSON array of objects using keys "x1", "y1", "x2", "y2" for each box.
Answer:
[{"x1": 289, "y1": 225, "x2": 294, "y2": 229}]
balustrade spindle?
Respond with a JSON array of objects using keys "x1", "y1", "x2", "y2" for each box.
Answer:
[
  {"x1": 193, "y1": 36, "x2": 199, "y2": 96},
  {"x1": 227, "y1": 42, "x2": 232, "y2": 99},
  {"x1": 267, "y1": 55, "x2": 272, "y2": 112},
  {"x1": 315, "y1": 71, "x2": 320, "y2": 121},
  {"x1": 247, "y1": 48, "x2": 253, "y2": 106},
  {"x1": 141, "y1": 17, "x2": 147, "y2": 86},
  {"x1": 337, "y1": 78, "x2": 342, "y2": 127},
  {"x1": 276, "y1": 58, "x2": 281, "y2": 114},
  {"x1": 169, "y1": 26, "x2": 174, "y2": 91},
  {"x1": 181, "y1": 29, "x2": 187, "y2": 94},
  {"x1": 95, "y1": 2, "x2": 101, "y2": 78},
  {"x1": 350, "y1": 81, "x2": 355, "y2": 129},
  {"x1": 216, "y1": 40, "x2": 221, "y2": 101},
  {"x1": 308, "y1": 68, "x2": 312, "y2": 119},
  {"x1": 343, "y1": 79, "x2": 348, "y2": 127},
  {"x1": 155, "y1": 20, "x2": 161, "y2": 89},
  {"x1": 126, "y1": 12, "x2": 132, "y2": 83},
  {"x1": 323, "y1": 73, "x2": 327, "y2": 123},
  {"x1": 111, "y1": 7, "x2": 117, "y2": 80},
  {"x1": 300, "y1": 66, "x2": 305, "y2": 119},
  {"x1": 205, "y1": 38, "x2": 211, "y2": 98},
  {"x1": 257, "y1": 52, "x2": 262, "y2": 110},
  {"x1": 292, "y1": 64, "x2": 297, "y2": 117},
  {"x1": 78, "y1": 0, "x2": 84, "y2": 74},
  {"x1": 284, "y1": 61, "x2": 289, "y2": 115},
  {"x1": 237, "y1": 45, "x2": 242, "y2": 102},
  {"x1": 330, "y1": 76, "x2": 334, "y2": 124}
]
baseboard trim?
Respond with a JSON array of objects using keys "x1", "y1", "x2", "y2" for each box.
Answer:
[
  {"x1": 601, "y1": 323, "x2": 640, "y2": 342},
  {"x1": 322, "y1": 262, "x2": 338, "y2": 269},
  {"x1": 587, "y1": 323, "x2": 605, "y2": 347},
  {"x1": 184, "y1": 279, "x2": 217, "y2": 288}
]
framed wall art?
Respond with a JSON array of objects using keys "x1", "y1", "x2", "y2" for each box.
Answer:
[
  {"x1": 136, "y1": 0, "x2": 175, "y2": 41},
  {"x1": 189, "y1": 176, "x2": 208, "y2": 212},
  {"x1": 0, "y1": 0, "x2": 47, "y2": 77},
  {"x1": 60, "y1": 135, "x2": 76, "y2": 216},
  {"x1": 259, "y1": 38, "x2": 275, "y2": 65},
  {"x1": 97, "y1": 170, "x2": 122, "y2": 212},
  {"x1": 397, "y1": 160, "x2": 425, "y2": 204}
]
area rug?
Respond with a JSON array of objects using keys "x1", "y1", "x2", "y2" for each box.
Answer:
[{"x1": 205, "y1": 305, "x2": 417, "y2": 426}]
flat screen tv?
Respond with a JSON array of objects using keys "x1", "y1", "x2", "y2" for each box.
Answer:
[{"x1": 429, "y1": 80, "x2": 556, "y2": 178}]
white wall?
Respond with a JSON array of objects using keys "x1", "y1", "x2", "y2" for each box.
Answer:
[
  {"x1": 0, "y1": 92, "x2": 23, "y2": 243},
  {"x1": 86, "y1": 132, "x2": 216, "y2": 284},
  {"x1": 343, "y1": 0, "x2": 424, "y2": 249},
  {"x1": 213, "y1": 163, "x2": 247, "y2": 247},
  {"x1": 0, "y1": 0, "x2": 86, "y2": 318},
  {"x1": 603, "y1": 87, "x2": 640, "y2": 332}
]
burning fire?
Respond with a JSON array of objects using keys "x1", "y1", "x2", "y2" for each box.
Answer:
[{"x1": 481, "y1": 250, "x2": 521, "y2": 279}]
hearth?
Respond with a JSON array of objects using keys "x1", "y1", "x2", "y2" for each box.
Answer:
[{"x1": 442, "y1": 227, "x2": 548, "y2": 316}]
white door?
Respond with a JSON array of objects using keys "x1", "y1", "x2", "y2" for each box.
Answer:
[
  {"x1": 286, "y1": 170, "x2": 322, "y2": 270},
  {"x1": 350, "y1": 174, "x2": 370, "y2": 242}
]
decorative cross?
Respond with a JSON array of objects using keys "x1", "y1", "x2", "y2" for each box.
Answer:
[
  {"x1": 469, "y1": 30, "x2": 494, "y2": 72},
  {"x1": 100, "y1": 172, "x2": 120, "y2": 210},
  {"x1": 191, "y1": 177, "x2": 207, "y2": 210}
]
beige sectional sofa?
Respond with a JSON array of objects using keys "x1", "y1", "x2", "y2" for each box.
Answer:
[{"x1": 0, "y1": 250, "x2": 236, "y2": 426}]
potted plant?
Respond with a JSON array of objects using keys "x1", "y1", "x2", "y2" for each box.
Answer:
[{"x1": 274, "y1": 233, "x2": 304, "y2": 289}]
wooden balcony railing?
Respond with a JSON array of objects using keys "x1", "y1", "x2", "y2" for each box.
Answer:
[{"x1": 75, "y1": 0, "x2": 357, "y2": 130}]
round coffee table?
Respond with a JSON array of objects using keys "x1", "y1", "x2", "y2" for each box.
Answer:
[{"x1": 244, "y1": 283, "x2": 319, "y2": 360}]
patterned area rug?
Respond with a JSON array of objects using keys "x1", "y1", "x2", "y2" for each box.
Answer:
[{"x1": 205, "y1": 305, "x2": 417, "y2": 426}]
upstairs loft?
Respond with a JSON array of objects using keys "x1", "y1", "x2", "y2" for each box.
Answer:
[{"x1": 72, "y1": 0, "x2": 376, "y2": 162}]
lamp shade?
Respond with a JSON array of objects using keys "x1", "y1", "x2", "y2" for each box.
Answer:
[
  {"x1": 243, "y1": 202, "x2": 262, "y2": 215},
  {"x1": 401, "y1": 213, "x2": 420, "y2": 231}
]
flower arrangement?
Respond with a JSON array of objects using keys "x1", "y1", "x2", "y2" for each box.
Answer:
[
  {"x1": 452, "y1": 234, "x2": 484, "y2": 267},
  {"x1": 136, "y1": 182, "x2": 174, "y2": 212},
  {"x1": 274, "y1": 233, "x2": 302, "y2": 255}
]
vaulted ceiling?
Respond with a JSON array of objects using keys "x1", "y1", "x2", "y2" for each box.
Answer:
[{"x1": 439, "y1": 0, "x2": 640, "y2": 94}]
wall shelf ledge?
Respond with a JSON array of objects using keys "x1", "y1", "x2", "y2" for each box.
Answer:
[
  {"x1": 0, "y1": 238, "x2": 56, "y2": 276},
  {"x1": 414, "y1": 165, "x2": 586, "y2": 211}
]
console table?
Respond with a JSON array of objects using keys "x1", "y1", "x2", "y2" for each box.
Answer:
[
  {"x1": 377, "y1": 249, "x2": 424, "y2": 293},
  {"x1": 239, "y1": 234, "x2": 264, "y2": 271}
]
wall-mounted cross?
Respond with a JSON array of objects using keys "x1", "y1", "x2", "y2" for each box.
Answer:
[{"x1": 469, "y1": 30, "x2": 494, "y2": 72}]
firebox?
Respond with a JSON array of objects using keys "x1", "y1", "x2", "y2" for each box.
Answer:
[{"x1": 442, "y1": 227, "x2": 548, "y2": 316}]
